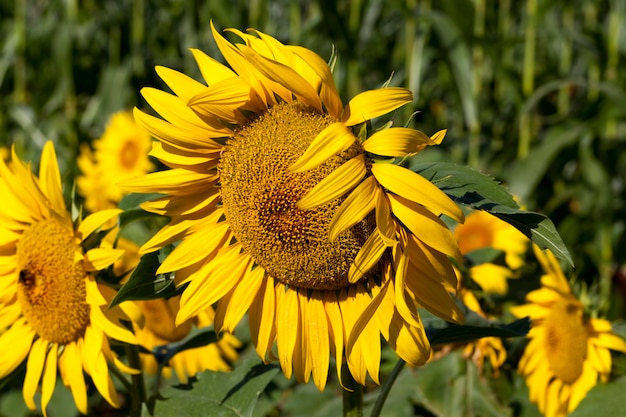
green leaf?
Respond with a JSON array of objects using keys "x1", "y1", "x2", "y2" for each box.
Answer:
[
  {"x1": 108, "y1": 247, "x2": 179, "y2": 308},
  {"x1": 428, "y1": 317, "x2": 531, "y2": 346},
  {"x1": 148, "y1": 357, "x2": 280, "y2": 417},
  {"x1": 464, "y1": 247, "x2": 505, "y2": 267},
  {"x1": 569, "y1": 377, "x2": 626, "y2": 417},
  {"x1": 118, "y1": 192, "x2": 165, "y2": 211},
  {"x1": 410, "y1": 161, "x2": 573, "y2": 266}
]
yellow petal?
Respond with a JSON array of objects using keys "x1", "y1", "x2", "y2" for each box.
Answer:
[
  {"x1": 323, "y1": 292, "x2": 344, "y2": 387},
  {"x1": 157, "y1": 221, "x2": 231, "y2": 273},
  {"x1": 23, "y1": 338, "x2": 48, "y2": 411},
  {"x1": 59, "y1": 342, "x2": 88, "y2": 415},
  {"x1": 133, "y1": 108, "x2": 228, "y2": 151},
  {"x1": 430, "y1": 129, "x2": 447, "y2": 144},
  {"x1": 362, "y1": 127, "x2": 434, "y2": 157},
  {"x1": 41, "y1": 343, "x2": 58, "y2": 417},
  {"x1": 241, "y1": 45, "x2": 322, "y2": 111},
  {"x1": 297, "y1": 155, "x2": 366, "y2": 210},
  {"x1": 155, "y1": 65, "x2": 206, "y2": 102},
  {"x1": 388, "y1": 193, "x2": 462, "y2": 261},
  {"x1": 307, "y1": 293, "x2": 330, "y2": 391},
  {"x1": 39, "y1": 142, "x2": 65, "y2": 212},
  {"x1": 90, "y1": 306, "x2": 137, "y2": 345},
  {"x1": 77, "y1": 209, "x2": 121, "y2": 243},
  {"x1": 214, "y1": 265, "x2": 265, "y2": 333},
  {"x1": 371, "y1": 163, "x2": 464, "y2": 223},
  {"x1": 276, "y1": 282, "x2": 299, "y2": 379},
  {"x1": 393, "y1": 251, "x2": 422, "y2": 328},
  {"x1": 120, "y1": 169, "x2": 218, "y2": 196},
  {"x1": 84, "y1": 248, "x2": 124, "y2": 272},
  {"x1": 249, "y1": 275, "x2": 277, "y2": 362},
  {"x1": 593, "y1": 331, "x2": 626, "y2": 352},
  {"x1": 289, "y1": 122, "x2": 356, "y2": 173},
  {"x1": 189, "y1": 48, "x2": 237, "y2": 85},
  {"x1": 286, "y1": 45, "x2": 343, "y2": 119},
  {"x1": 345, "y1": 285, "x2": 381, "y2": 385},
  {"x1": 328, "y1": 176, "x2": 378, "y2": 242},
  {"x1": 348, "y1": 230, "x2": 387, "y2": 283},
  {"x1": 469, "y1": 263, "x2": 510, "y2": 294},
  {"x1": 187, "y1": 77, "x2": 253, "y2": 124},
  {"x1": 342, "y1": 87, "x2": 412, "y2": 126}
]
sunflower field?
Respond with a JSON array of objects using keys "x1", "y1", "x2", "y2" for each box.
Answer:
[{"x1": 1, "y1": 1, "x2": 626, "y2": 417}]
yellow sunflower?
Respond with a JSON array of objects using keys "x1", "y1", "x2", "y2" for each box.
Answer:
[
  {"x1": 135, "y1": 296, "x2": 241, "y2": 383},
  {"x1": 454, "y1": 209, "x2": 528, "y2": 294},
  {"x1": 77, "y1": 110, "x2": 154, "y2": 212},
  {"x1": 121, "y1": 23, "x2": 465, "y2": 390},
  {"x1": 0, "y1": 142, "x2": 139, "y2": 416},
  {"x1": 511, "y1": 246, "x2": 626, "y2": 417}
]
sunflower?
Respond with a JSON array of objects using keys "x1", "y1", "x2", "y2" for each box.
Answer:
[
  {"x1": 77, "y1": 110, "x2": 154, "y2": 212},
  {"x1": 511, "y1": 246, "x2": 626, "y2": 417},
  {"x1": 134, "y1": 296, "x2": 241, "y2": 383},
  {"x1": 454, "y1": 209, "x2": 528, "y2": 294},
  {"x1": 0, "y1": 142, "x2": 139, "y2": 416},
  {"x1": 121, "y1": 23, "x2": 465, "y2": 390}
]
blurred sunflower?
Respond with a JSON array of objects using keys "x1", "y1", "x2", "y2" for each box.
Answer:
[
  {"x1": 454, "y1": 209, "x2": 528, "y2": 294},
  {"x1": 511, "y1": 246, "x2": 626, "y2": 417},
  {"x1": 77, "y1": 110, "x2": 154, "y2": 212},
  {"x1": 122, "y1": 23, "x2": 465, "y2": 390},
  {"x1": 135, "y1": 296, "x2": 241, "y2": 383},
  {"x1": 0, "y1": 142, "x2": 139, "y2": 416}
]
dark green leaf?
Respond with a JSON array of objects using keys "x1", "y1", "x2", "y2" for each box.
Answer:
[
  {"x1": 428, "y1": 317, "x2": 531, "y2": 346},
  {"x1": 464, "y1": 247, "x2": 505, "y2": 267},
  {"x1": 108, "y1": 248, "x2": 178, "y2": 308},
  {"x1": 410, "y1": 162, "x2": 573, "y2": 266},
  {"x1": 118, "y1": 192, "x2": 165, "y2": 211},
  {"x1": 152, "y1": 330, "x2": 219, "y2": 366},
  {"x1": 148, "y1": 357, "x2": 280, "y2": 417}
]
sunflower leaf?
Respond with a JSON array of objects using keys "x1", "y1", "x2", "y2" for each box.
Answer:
[
  {"x1": 152, "y1": 330, "x2": 219, "y2": 365},
  {"x1": 148, "y1": 357, "x2": 280, "y2": 417},
  {"x1": 409, "y1": 161, "x2": 573, "y2": 267},
  {"x1": 108, "y1": 248, "x2": 179, "y2": 308},
  {"x1": 427, "y1": 317, "x2": 531, "y2": 346}
]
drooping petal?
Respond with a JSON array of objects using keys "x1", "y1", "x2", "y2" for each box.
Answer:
[
  {"x1": 23, "y1": 338, "x2": 48, "y2": 411},
  {"x1": 289, "y1": 123, "x2": 356, "y2": 173},
  {"x1": 342, "y1": 87, "x2": 412, "y2": 126},
  {"x1": 276, "y1": 282, "x2": 299, "y2": 379},
  {"x1": 59, "y1": 342, "x2": 88, "y2": 415},
  {"x1": 40, "y1": 343, "x2": 59, "y2": 417},
  {"x1": 0, "y1": 319, "x2": 36, "y2": 377},
  {"x1": 348, "y1": 230, "x2": 387, "y2": 283},
  {"x1": 297, "y1": 155, "x2": 366, "y2": 210},
  {"x1": 249, "y1": 274, "x2": 277, "y2": 362},
  {"x1": 214, "y1": 265, "x2": 265, "y2": 333},
  {"x1": 371, "y1": 163, "x2": 464, "y2": 223},
  {"x1": 306, "y1": 293, "x2": 330, "y2": 390}
]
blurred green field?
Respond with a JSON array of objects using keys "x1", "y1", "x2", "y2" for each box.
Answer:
[{"x1": 1, "y1": 1, "x2": 625, "y2": 416}]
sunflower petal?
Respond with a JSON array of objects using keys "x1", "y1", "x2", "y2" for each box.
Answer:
[
  {"x1": 388, "y1": 193, "x2": 462, "y2": 261},
  {"x1": 306, "y1": 294, "x2": 330, "y2": 390},
  {"x1": 23, "y1": 338, "x2": 48, "y2": 411},
  {"x1": 297, "y1": 155, "x2": 366, "y2": 210},
  {"x1": 77, "y1": 209, "x2": 121, "y2": 242},
  {"x1": 328, "y1": 176, "x2": 378, "y2": 242},
  {"x1": 39, "y1": 142, "x2": 65, "y2": 212},
  {"x1": 276, "y1": 282, "x2": 299, "y2": 379},
  {"x1": 40, "y1": 343, "x2": 58, "y2": 417},
  {"x1": 348, "y1": 230, "x2": 387, "y2": 283},
  {"x1": 214, "y1": 265, "x2": 265, "y2": 333},
  {"x1": 84, "y1": 248, "x2": 124, "y2": 272},
  {"x1": 189, "y1": 48, "x2": 237, "y2": 85},
  {"x1": 289, "y1": 123, "x2": 356, "y2": 173},
  {"x1": 371, "y1": 163, "x2": 464, "y2": 223},
  {"x1": 59, "y1": 342, "x2": 88, "y2": 415},
  {"x1": 342, "y1": 87, "x2": 412, "y2": 126},
  {"x1": 362, "y1": 127, "x2": 434, "y2": 157},
  {"x1": 249, "y1": 275, "x2": 277, "y2": 362}
]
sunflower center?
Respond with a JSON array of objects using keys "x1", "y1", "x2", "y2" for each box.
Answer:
[
  {"x1": 543, "y1": 298, "x2": 589, "y2": 384},
  {"x1": 119, "y1": 139, "x2": 141, "y2": 170},
  {"x1": 16, "y1": 219, "x2": 90, "y2": 344},
  {"x1": 219, "y1": 102, "x2": 374, "y2": 290},
  {"x1": 138, "y1": 297, "x2": 193, "y2": 342}
]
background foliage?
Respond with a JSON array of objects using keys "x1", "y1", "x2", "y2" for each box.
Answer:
[{"x1": 1, "y1": 0, "x2": 625, "y2": 416}]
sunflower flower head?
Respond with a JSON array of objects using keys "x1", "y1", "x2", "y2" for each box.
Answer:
[
  {"x1": 122, "y1": 23, "x2": 465, "y2": 390},
  {"x1": 0, "y1": 142, "x2": 139, "y2": 416},
  {"x1": 511, "y1": 245, "x2": 626, "y2": 417},
  {"x1": 134, "y1": 296, "x2": 241, "y2": 383},
  {"x1": 77, "y1": 110, "x2": 154, "y2": 212},
  {"x1": 454, "y1": 209, "x2": 528, "y2": 294}
]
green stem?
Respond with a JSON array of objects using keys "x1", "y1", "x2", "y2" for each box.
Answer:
[
  {"x1": 342, "y1": 363, "x2": 363, "y2": 417},
  {"x1": 125, "y1": 344, "x2": 147, "y2": 417},
  {"x1": 370, "y1": 359, "x2": 406, "y2": 417}
]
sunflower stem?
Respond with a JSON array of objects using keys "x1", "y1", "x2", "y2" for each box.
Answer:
[
  {"x1": 125, "y1": 344, "x2": 147, "y2": 417},
  {"x1": 342, "y1": 363, "x2": 363, "y2": 417},
  {"x1": 370, "y1": 359, "x2": 406, "y2": 417}
]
